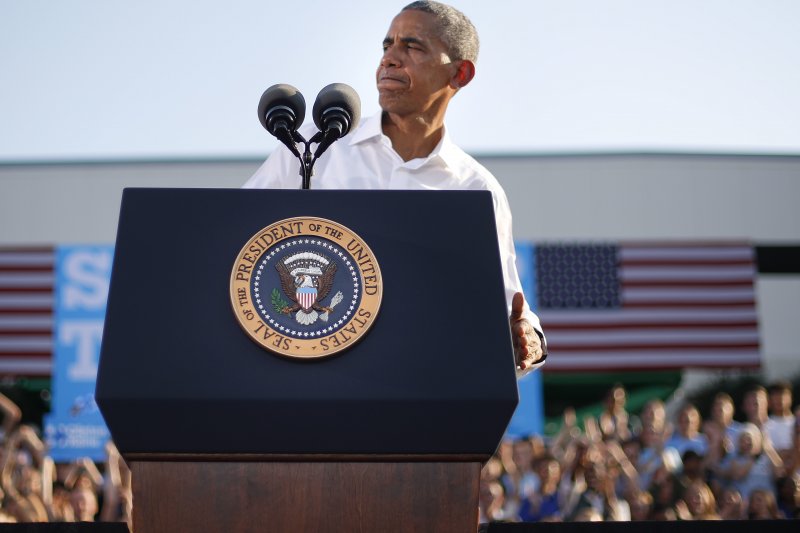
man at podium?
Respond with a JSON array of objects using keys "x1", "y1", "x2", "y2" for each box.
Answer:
[{"x1": 244, "y1": 1, "x2": 546, "y2": 376}]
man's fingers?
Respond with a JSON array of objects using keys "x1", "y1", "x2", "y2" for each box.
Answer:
[
  {"x1": 514, "y1": 330, "x2": 542, "y2": 369},
  {"x1": 510, "y1": 291, "x2": 525, "y2": 321},
  {"x1": 513, "y1": 322, "x2": 535, "y2": 344},
  {"x1": 512, "y1": 319, "x2": 533, "y2": 335},
  {"x1": 511, "y1": 303, "x2": 544, "y2": 370}
]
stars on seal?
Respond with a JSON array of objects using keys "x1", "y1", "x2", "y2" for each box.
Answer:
[{"x1": 251, "y1": 237, "x2": 363, "y2": 339}]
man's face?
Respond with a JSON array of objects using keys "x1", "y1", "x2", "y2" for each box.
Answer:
[
  {"x1": 511, "y1": 441, "x2": 533, "y2": 470},
  {"x1": 768, "y1": 389, "x2": 791, "y2": 414},
  {"x1": 677, "y1": 407, "x2": 700, "y2": 435},
  {"x1": 743, "y1": 390, "x2": 767, "y2": 419},
  {"x1": 712, "y1": 396, "x2": 734, "y2": 424},
  {"x1": 377, "y1": 10, "x2": 457, "y2": 117}
]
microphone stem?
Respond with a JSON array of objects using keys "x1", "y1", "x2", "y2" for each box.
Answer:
[{"x1": 300, "y1": 139, "x2": 314, "y2": 189}]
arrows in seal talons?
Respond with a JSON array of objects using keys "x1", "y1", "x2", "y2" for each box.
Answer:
[{"x1": 319, "y1": 291, "x2": 344, "y2": 322}]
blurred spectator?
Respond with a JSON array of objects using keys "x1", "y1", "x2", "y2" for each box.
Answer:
[
  {"x1": 500, "y1": 437, "x2": 539, "y2": 517},
  {"x1": 599, "y1": 384, "x2": 631, "y2": 441},
  {"x1": 69, "y1": 486, "x2": 98, "y2": 522},
  {"x1": 478, "y1": 480, "x2": 510, "y2": 524},
  {"x1": 639, "y1": 399, "x2": 668, "y2": 436},
  {"x1": 606, "y1": 439, "x2": 640, "y2": 500},
  {"x1": 1, "y1": 425, "x2": 49, "y2": 522},
  {"x1": 792, "y1": 407, "x2": 800, "y2": 476},
  {"x1": 572, "y1": 507, "x2": 603, "y2": 522},
  {"x1": 766, "y1": 381, "x2": 796, "y2": 464},
  {"x1": 747, "y1": 488, "x2": 783, "y2": 519},
  {"x1": 649, "y1": 504, "x2": 678, "y2": 521},
  {"x1": 718, "y1": 488, "x2": 746, "y2": 519},
  {"x1": 665, "y1": 403, "x2": 708, "y2": 456},
  {"x1": 636, "y1": 423, "x2": 680, "y2": 490},
  {"x1": 703, "y1": 417, "x2": 731, "y2": 495},
  {"x1": 775, "y1": 474, "x2": 800, "y2": 519},
  {"x1": 626, "y1": 490, "x2": 654, "y2": 521},
  {"x1": 676, "y1": 479, "x2": 721, "y2": 520},
  {"x1": 0, "y1": 393, "x2": 22, "y2": 444},
  {"x1": 719, "y1": 422, "x2": 784, "y2": 501},
  {"x1": 709, "y1": 392, "x2": 743, "y2": 449},
  {"x1": 679, "y1": 450, "x2": 705, "y2": 485},
  {"x1": 99, "y1": 441, "x2": 132, "y2": 525},
  {"x1": 742, "y1": 385, "x2": 770, "y2": 433},
  {"x1": 564, "y1": 448, "x2": 630, "y2": 522},
  {"x1": 518, "y1": 454, "x2": 562, "y2": 522},
  {"x1": 648, "y1": 451, "x2": 683, "y2": 519},
  {"x1": 49, "y1": 482, "x2": 75, "y2": 522}
]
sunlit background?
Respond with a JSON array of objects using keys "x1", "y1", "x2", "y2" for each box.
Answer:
[{"x1": 2, "y1": 0, "x2": 799, "y2": 161}]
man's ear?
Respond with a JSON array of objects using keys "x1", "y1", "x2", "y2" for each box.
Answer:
[{"x1": 450, "y1": 60, "x2": 475, "y2": 90}]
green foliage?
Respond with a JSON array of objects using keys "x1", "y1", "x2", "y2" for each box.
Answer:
[{"x1": 271, "y1": 288, "x2": 290, "y2": 314}]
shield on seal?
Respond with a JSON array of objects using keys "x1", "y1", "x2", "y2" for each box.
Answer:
[{"x1": 296, "y1": 286, "x2": 317, "y2": 311}]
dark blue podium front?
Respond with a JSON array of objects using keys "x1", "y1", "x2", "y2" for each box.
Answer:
[{"x1": 96, "y1": 188, "x2": 519, "y2": 457}]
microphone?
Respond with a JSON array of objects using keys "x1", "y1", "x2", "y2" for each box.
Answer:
[
  {"x1": 311, "y1": 83, "x2": 361, "y2": 158},
  {"x1": 257, "y1": 84, "x2": 305, "y2": 157}
]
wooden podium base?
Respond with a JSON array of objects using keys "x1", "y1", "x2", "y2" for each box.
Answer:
[{"x1": 131, "y1": 458, "x2": 481, "y2": 533}]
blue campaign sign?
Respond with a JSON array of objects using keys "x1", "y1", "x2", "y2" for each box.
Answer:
[
  {"x1": 44, "y1": 245, "x2": 113, "y2": 461},
  {"x1": 505, "y1": 242, "x2": 545, "y2": 438}
]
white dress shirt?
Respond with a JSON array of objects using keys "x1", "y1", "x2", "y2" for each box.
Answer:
[{"x1": 244, "y1": 112, "x2": 544, "y2": 368}]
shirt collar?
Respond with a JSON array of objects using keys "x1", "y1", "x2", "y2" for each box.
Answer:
[
  {"x1": 349, "y1": 111, "x2": 384, "y2": 145},
  {"x1": 349, "y1": 111, "x2": 462, "y2": 169}
]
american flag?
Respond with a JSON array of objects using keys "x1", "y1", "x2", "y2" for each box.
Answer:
[
  {"x1": 534, "y1": 242, "x2": 760, "y2": 372},
  {"x1": 0, "y1": 247, "x2": 54, "y2": 376}
]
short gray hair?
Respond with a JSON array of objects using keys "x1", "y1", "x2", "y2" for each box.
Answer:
[{"x1": 402, "y1": 1, "x2": 479, "y2": 62}]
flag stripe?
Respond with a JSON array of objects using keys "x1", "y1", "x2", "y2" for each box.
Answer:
[
  {"x1": 0, "y1": 251, "x2": 55, "y2": 266},
  {"x1": 547, "y1": 329, "x2": 759, "y2": 344},
  {"x1": 545, "y1": 321, "x2": 757, "y2": 331},
  {"x1": 622, "y1": 279, "x2": 755, "y2": 288},
  {"x1": 619, "y1": 246, "x2": 754, "y2": 260},
  {"x1": 553, "y1": 351, "x2": 760, "y2": 362},
  {"x1": 550, "y1": 352, "x2": 760, "y2": 371},
  {"x1": 537, "y1": 242, "x2": 760, "y2": 371},
  {"x1": 620, "y1": 266, "x2": 755, "y2": 281},
  {"x1": 621, "y1": 300, "x2": 755, "y2": 309},
  {"x1": 0, "y1": 316, "x2": 53, "y2": 328},
  {"x1": 0, "y1": 248, "x2": 54, "y2": 376},
  {"x1": 623, "y1": 287, "x2": 755, "y2": 301},
  {"x1": 0, "y1": 273, "x2": 55, "y2": 286},
  {"x1": 0, "y1": 308, "x2": 53, "y2": 315},
  {"x1": 541, "y1": 308, "x2": 758, "y2": 321},
  {"x1": 621, "y1": 259, "x2": 755, "y2": 267},
  {"x1": 552, "y1": 342, "x2": 759, "y2": 351},
  {"x1": 0, "y1": 358, "x2": 52, "y2": 374},
  {"x1": 0, "y1": 337, "x2": 53, "y2": 351},
  {"x1": 0, "y1": 330, "x2": 51, "y2": 337}
]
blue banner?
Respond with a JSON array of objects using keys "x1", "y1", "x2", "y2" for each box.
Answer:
[
  {"x1": 44, "y1": 245, "x2": 113, "y2": 461},
  {"x1": 505, "y1": 242, "x2": 545, "y2": 437}
]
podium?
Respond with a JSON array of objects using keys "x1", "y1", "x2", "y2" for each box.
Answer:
[{"x1": 96, "y1": 188, "x2": 519, "y2": 533}]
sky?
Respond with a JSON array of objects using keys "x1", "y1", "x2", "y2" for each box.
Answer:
[{"x1": 1, "y1": 0, "x2": 799, "y2": 161}]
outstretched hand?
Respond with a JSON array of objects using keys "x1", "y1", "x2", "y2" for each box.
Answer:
[{"x1": 510, "y1": 292, "x2": 544, "y2": 372}]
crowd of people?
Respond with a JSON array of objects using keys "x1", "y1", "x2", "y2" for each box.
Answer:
[
  {"x1": 1, "y1": 381, "x2": 798, "y2": 526},
  {"x1": 0, "y1": 392, "x2": 131, "y2": 526},
  {"x1": 480, "y1": 381, "x2": 800, "y2": 523}
]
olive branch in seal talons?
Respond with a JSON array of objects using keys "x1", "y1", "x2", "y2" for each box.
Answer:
[{"x1": 271, "y1": 288, "x2": 292, "y2": 314}]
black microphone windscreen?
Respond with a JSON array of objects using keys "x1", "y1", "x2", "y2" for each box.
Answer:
[
  {"x1": 312, "y1": 83, "x2": 361, "y2": 135},
  {"x1": 257, "y1": 84, "x2": 306, "y2": 132}
]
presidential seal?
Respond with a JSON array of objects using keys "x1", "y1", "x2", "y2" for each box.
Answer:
[{"x1": 230, "y1": 217, "x2": 382, "y2": 359}]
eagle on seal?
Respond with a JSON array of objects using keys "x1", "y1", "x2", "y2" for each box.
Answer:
[{"x1": 275, "y1": 259, "x2": 337, "y2": 320}]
